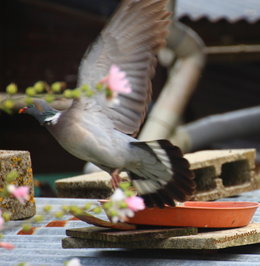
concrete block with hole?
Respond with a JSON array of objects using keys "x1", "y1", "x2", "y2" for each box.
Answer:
[
  {"x1": 185, "y1": 149, "x2": 260, "y2": 201},
  {"x1": 56, "y1": 172, "x2": 113, "y2": 198},
  {"x1": 55, "y1": 149, "x2": 260, "y2": 201},
  {"x1": 0, "y1": 150, "x2": 36, "y2": 219}
]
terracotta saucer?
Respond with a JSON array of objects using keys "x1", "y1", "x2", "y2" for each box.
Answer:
[{"x1": 126, "y1": 201, "x2": 260, "y2": 228}]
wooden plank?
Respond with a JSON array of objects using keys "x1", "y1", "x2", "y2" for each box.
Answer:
[
  {"x1": 63, "y1": 223, "x2": 260, "y2": 249},
  {"x1": 66, "y1": 226, "x2": 198, "y2": 243}
]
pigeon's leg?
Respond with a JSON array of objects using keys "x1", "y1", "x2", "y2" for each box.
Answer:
[{"x1": 111, "y1": 169, "x2": 122, "y2": 189}]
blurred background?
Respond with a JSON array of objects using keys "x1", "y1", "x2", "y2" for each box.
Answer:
[{"x1": 1, "y1": 0, "x2": 260, "y2": 195}]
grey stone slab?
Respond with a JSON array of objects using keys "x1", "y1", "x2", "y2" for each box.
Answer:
[
  {"x1": 66, "y1": 226, "x2": 198, "y2": 243},
  {"x1": 62, "y1": 223, "x2": 260, "y2": 250}
]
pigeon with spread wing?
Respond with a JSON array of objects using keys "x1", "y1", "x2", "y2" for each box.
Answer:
[{"x1": 19, "y1": 0, "x2": 195, "y2": 208}]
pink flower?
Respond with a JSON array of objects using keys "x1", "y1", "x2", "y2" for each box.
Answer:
[
  {"x1": 100, "y1": 64, "x2": 132, "y2": 98},
  {"x1": 106, "y1": 188, "x2": 145, "y2": 223},
  {"x1": 0, "y1": 211, "x2": 4, "y2": 230},
  {"x1": 0, "y1": 242, "x2": 15, "y2": 250},
  {"x1": 125, "y1": 196, "x2": 145, "y2": 212},
  {"x1": 7, "y1": 185, "x2": 30, "y2": 204}
]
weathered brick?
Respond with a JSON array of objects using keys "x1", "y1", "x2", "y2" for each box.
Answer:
[
  {"x1": 55, "y1": 149, "x2": 260, "y2": 201},
  {"x1": 0, "y1": 150, "x2": 36, "y2": 219},
  {"x1": 55, "y1": 172, "x2": 113, "y2": 199},
  {"x1": 62, "y1": 223, "x2": 260, "y2": 249},
  {"x1": 185, "y1": 149, "x2": 260, "y2": 201}
]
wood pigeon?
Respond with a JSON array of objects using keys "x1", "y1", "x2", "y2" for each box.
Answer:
[{"x1": 19, "y1": 0, "x2": 195, "y2": 208}]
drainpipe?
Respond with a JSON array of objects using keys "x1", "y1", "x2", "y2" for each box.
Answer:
[
  {"x1": 139, "y1": 19, "x2": 206, "y2": 140},
  {"x1": 170, "y1": 105, "x2": 260, "y2": 152}
]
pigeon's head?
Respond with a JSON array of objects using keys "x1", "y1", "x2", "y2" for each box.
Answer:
[{"x1": 19, "y1": 99, "x2": 60, "y2": 126}]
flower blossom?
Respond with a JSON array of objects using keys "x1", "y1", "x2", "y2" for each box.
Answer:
[
  {"x1": 125, "y1": 196, "x2": 145, "y2": 212},
  {"x1": 110, "y1": 188, "x2": 126, "y2": 201},
  {"x1": 107, "y1": 188, "x2": 145, "y2": 223},
  {"x1": 0, "y1": 242, "x2": 15, "y2": 250},
  {"x1": 111, "y1": 207, "x2": 135, "y2": 224},
  {"x1": 100, "y1": 64, "x2": 132, "y2": 99},
  {"x1": 0, "y1": 210, "x2": 4, "y2": 230},
  {"x1": 7, "y1": 185, "x2": 30, "y2": 204}
]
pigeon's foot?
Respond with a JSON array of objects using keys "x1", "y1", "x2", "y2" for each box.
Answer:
[{"x1": 111, "y1": 169, "x2": 121, "y2": 189}]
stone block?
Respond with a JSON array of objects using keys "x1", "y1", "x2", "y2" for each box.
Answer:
[
  {"x1": 55, "y1": 172, "x2": 113, "y2": 198},
  {"x1": 66, "y1": 226, "x2": 197, "y2": 243},
  {"x1": 0, "y1": 150, "x2": 36, "y2": 219},
  {"x1": 62, "y1": 223, "x2": 260, "y2": 249},
  {"x1": 55, "y1": 149, "x2": 260, "y2": 201},
  {"x1": 185, "y1": 149, "x2": 260, "y2": 201}
]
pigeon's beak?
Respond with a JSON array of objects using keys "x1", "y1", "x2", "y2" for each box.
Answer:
[{"x1": 18, "y1": 107, "x2": 28, "y2": 114}]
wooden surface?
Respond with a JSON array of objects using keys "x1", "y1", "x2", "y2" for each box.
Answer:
[
  {"x1": 66, "y1": 226, "x2": 198, "y2": 243},
  {"x1": 63, "y1": 223, "x2": 260, "y2": 250}
]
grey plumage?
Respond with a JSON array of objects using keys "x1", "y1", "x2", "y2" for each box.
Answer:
[
  {"x1": 78, "y1": 0, "x2": 170, "y2": 136},
  {"x1": 20, "y1": 0, "x2": 195, "y2": 208}
]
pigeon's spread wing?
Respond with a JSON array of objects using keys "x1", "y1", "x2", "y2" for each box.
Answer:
[{"x1": 77, "y1": 0, "x2": 170, "y2": 136}]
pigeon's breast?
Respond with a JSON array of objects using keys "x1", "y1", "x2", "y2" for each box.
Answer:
[{"x1": 48, "y1": 115, "x2": 135, "y2": 169}]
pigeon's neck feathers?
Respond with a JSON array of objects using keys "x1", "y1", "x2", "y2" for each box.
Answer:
[
  {"x1": 25, "y1": 101, "x2": 61, "y2": 126},
  {"x1": 42, "y1": 111, "x2": 61, "y2": 126}
]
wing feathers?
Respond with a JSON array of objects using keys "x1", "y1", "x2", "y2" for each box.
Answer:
[
  {"x1": 129, "y1": 140, "x2": 195, "y2": 208},
  {"x1": 77, "y1": 0, "x2": 170, "y2": 136}
]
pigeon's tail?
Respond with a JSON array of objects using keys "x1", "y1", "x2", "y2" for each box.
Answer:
[{"x1": 129, "y1": 140, "x2": 195, "y2": 208}]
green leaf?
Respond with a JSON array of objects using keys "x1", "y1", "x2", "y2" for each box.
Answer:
[
  {"x1": 92, "y1": 207, "x2": 102, "y2": 214},
  {"x1": 3, "y1": 99, "x2": 14, "y2": 110},
  {"x1": 61, "y1": 205, "x2": 70, "y2": 213},
  {"x1": 80, "y1": 84, "x2": 90, "y2": 92},
  {"x1": 95, "y1": 83, "x2": 104, "y2": 91},
  {"x1": 6, "y1": 169, "x2": 18, "y2": 183},
  {"x1": 33, "y1": 215, "x2": 44, "y2": 223},
  {"x1": 119, "y1": 201, "x2": 128, "y2": 209},
  {"x1": 6, "y1": 83, "x2": 18, "y2": 95},
  {"x1": 34, "y1": 81, "x2": 45, "y2": 93},
  {"x1": 63, "y1": 89, "x2": 73, "y2": 98},
  {"x1": 55, "y1": 211, "x2": 64, "y2": 219},
  {"x1": 43, "y1": 205, "x2": 52, "y2": 213},
  {"x1": 51, "y1": 82, "x2": 62, "y2": 93},
  {"x1": 103, "y1": 201, "x2": 113, "y2": 210},
  {"x1": 26, "y1": 87, "x2": 36, "y2": 97},
  {"x1": 25, "y1": 97, "x2": 34, "y2": 105},
  {"x1": 85, "y1": 90, "x2": 94, "y2": 97},
  {"x1": 2, "y1": 212, "x2": 11, "y2": 222},
  {"x1": 84, "y1": 203, "x2": 92, "y2": 210},
  {"x1": 125, "y1": 190, "x2": 135, "y2": 197},
  {"x1": 105, "y1": 88, "x2": 113, "y2": 99},
  {"x1": 69, "y1": 206, "x2": 83, "y2": 215},
  {"x1": 107, "y1": 209, "x2": 118, "y2": 217},
  {"x1": 71, "y1": 89, "x2": 81, "y2": 99},
  {"x1": 22, "y1": 223, "x2": 32, "y2": 232},
  {"x1": 119, "y1": 182, "x2": 131, "y2": 191},
  {"x1": 44, "y1": 94, "x2": 55, "y2": 103}
]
